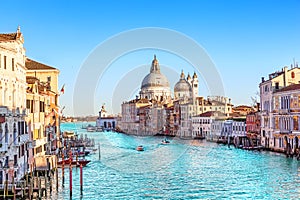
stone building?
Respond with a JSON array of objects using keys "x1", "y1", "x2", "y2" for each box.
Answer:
[
  {"x1": 260, "y1": 65, "x2": 300, "y2": 149},
  {"x1": 271, "y1": 84, "x2": 300, "y2": 153},
  {"x1": 120, "y1": 55, "x2": 233, "y2": 138},
  {"x1": 0, "y1": 27, "x2": 29, "y2": 184}
]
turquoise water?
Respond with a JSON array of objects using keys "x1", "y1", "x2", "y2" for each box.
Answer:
[{"x1": 54, "y1": 122, "x2": 300, "y2": 199}]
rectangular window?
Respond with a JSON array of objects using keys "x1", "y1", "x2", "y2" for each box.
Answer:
[
  {"x1": 14, "y1": 155, "x2": 17, "y2": 166},
  {"x1": 293, "y1": 116, "x2": 298, "y2": 130},
  {"x1": 39, "y1": 101, "x2": 45, "y2": 112},
  {"x1": 275, "y1": 82, "x2": 279, "y2": 90},
  {"x1": 30, "y1": 100, "x2": 34, "y2": 113},
  {"x1": 4, "y1": 56, "x2": 6, "y2": 69},
  {"x1": 275, "y1": 117, "x2": 279, "y2": 129},
  {"x1": 26, "y1": 100, "x2": 30, "y2": 109},
  {"x1": 12, "y1": 58, "x2": 14, "y2": 71}
]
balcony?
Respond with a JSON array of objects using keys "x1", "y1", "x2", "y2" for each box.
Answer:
[
  {"x1": 280, "y1": 129, "x2": 292, "y2": 134},
  {"x1": 0, "y1": 106, "x2": 26, "y2": 117},
  {"x1": 0, "y1": 106, "x2": 9, "y2": 115},
  {"x1": 278, "y1": 109, "x2": 290, "y2": 115},
  {"x1": 260, "y1": 110, "x2": 269, "y2": 115}
]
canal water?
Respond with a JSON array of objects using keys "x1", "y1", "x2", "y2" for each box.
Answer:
[{"x1": 54, "y1": 122, "x2": 300, "y2": 199}]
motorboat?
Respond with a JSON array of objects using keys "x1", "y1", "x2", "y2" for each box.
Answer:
[
  {"x1": 86, "y1": 124, "x2": 96, "y2": 132},
  {"x1": 161, "y1": 138, "x2": 170, "y2": 144},
  {"x1": 136, "y1": 145, "x2": 144, "y2": 151}
]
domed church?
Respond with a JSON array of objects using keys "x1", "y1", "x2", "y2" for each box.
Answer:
[
  {"x1": 140, "y1": 55, "x2": 172, "y2": 102},
  {"x1": 174, "y1": 70, "x2": 193, "y2": 100}
]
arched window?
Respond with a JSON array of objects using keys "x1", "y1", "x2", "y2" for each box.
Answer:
[{"x1": 291, "y1": 71, "x2": 295, "y2": 79}]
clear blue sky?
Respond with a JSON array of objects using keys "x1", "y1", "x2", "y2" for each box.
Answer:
[{"x1": 1, "y1": 0, "x2": 300, "y2": 116}]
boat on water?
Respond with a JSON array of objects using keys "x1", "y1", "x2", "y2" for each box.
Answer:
[
  {"x1": 161, "y1": 138, "x2": 170, "y2": 144},
  {"x1": 58, "y1": 159, "x2": 91, "y2": 167},
  {"x1": 136, "y1": 145, "x2": 144, "y2": 151},
  {"x1": 86, "y1": 124, "x2": 96, "y2": 132},
  {"x1": 85, "y1": 147, "x2": 98, "y2": 154},
  {"x1": 73, "y1": 150, "x2": 90, "y2": 157}
]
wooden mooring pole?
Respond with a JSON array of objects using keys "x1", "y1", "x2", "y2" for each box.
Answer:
[
  {"x1": 98, "y1": 143, "x2": 101, "y2": 160},
  {"x1": 80, "y1": 163, "x2": 83, "y2": 196},
  {"x1": 62, "y1": 153, "x2": 65, "y2": 187},
  {"x1": 69, "y1": 150, "x2": 72, "y2": 198}
]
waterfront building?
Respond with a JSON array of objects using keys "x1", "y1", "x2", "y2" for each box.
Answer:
[
  {"x1": 164, "y1": 103, "x2": 175, "y2": 136},
  {"x1": 121, "y1": 98, "x2": 151, "y2": 135},
  {"x1": 25, "y1": 75, "x2": 58, "y2": 170},
  {"x1": 246, "y1": 110, "x2": 261, "y2": 139},
  {"x1": 96, "y1": 105, "x2": 117, "y2": 131},
  {"x1": 271, "y1": 84, "x2": 300, "y2": 153},
  {"x1": 210, "y1": 119, "x2": 246, "y2": 142},
  {"x1": 0, "y1": 27, "x2": 29, "y2": 185},
  {"x1": 173, "y1": 70, "x2": 196, "y2": 138},
  {"x1": 25, "y1": 58, "x2": 61, "y2": 154},
  {"x1": 192, "y1": 111, "x2": 226, "y2": 139},
  {"x1": 121, "y1": 56, "x2": 171, "y2": 135},
  {"x1": 260, "y1": 65, "x2": 300, "y2": 149}
]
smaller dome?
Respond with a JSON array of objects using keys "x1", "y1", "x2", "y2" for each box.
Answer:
[{"x1": 174, "y1": 70, "x2": 192, "y2": 92}]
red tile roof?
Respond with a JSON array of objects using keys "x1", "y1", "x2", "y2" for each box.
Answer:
[
  {"x1": 195, "y1": 111, "x2": 226, "y2": 117},
  {"x1": 274, "y1": 84, "x2": 300, "y2": 93},
  {"x1": 0, "y1": 33, "x2": 17, "y2": 41},
  {"x1": 26, "y1": 58, "x2": 57, "y2": 70}
]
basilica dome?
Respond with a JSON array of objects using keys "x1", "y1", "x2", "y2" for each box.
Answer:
[
  {"x1": 141, "y1": 55, "x2": 170, "y2": 88},
  {"x1": 140, "y1": 55, "x2": 171, "y2": 102}
]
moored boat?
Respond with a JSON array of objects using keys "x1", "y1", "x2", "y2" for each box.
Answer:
[{"x1": 58, "y1": 159, "x2": 91, "y2": 167}]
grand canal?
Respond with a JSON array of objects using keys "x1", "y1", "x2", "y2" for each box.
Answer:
[{"x1": 54, "y1": 123, "x2": 300, "y2": 199}]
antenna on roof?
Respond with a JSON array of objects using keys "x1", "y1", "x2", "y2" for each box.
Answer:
[{"x1": 293, "y1": 58, "x2": 296, "y2": 68}]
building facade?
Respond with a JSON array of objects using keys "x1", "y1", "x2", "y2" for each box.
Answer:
[
  {"x1": 260, "y1": 66, "x2": 300, "y2": 149},
  {"x1": 0, "y1": 27, "x2": 29, "y2": 185},
  {"x1": 271, "y1": 84, "x2": 300, "y2": 153}
]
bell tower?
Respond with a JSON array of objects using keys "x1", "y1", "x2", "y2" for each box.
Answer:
[{"x1": 191, "y1": 72, "x2": 198, "y2": 98}]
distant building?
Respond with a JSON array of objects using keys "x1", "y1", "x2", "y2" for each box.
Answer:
[
  {"x1": 96, "y1": 105, "x2": 117, "y2": 131},
  {"x1": 120, "y1": 55, "x2": 233, "y2": 138},
  {"x1": 196, "y1": 96, "x2": 233, "y2": 116},
  {"x1": 232, "y1": 105, "x2": 256, "y2": 116}
]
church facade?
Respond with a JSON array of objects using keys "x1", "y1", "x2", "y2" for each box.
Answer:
[{"x1": 120, "y1": 55, "x2": 232, "y2": 137}]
